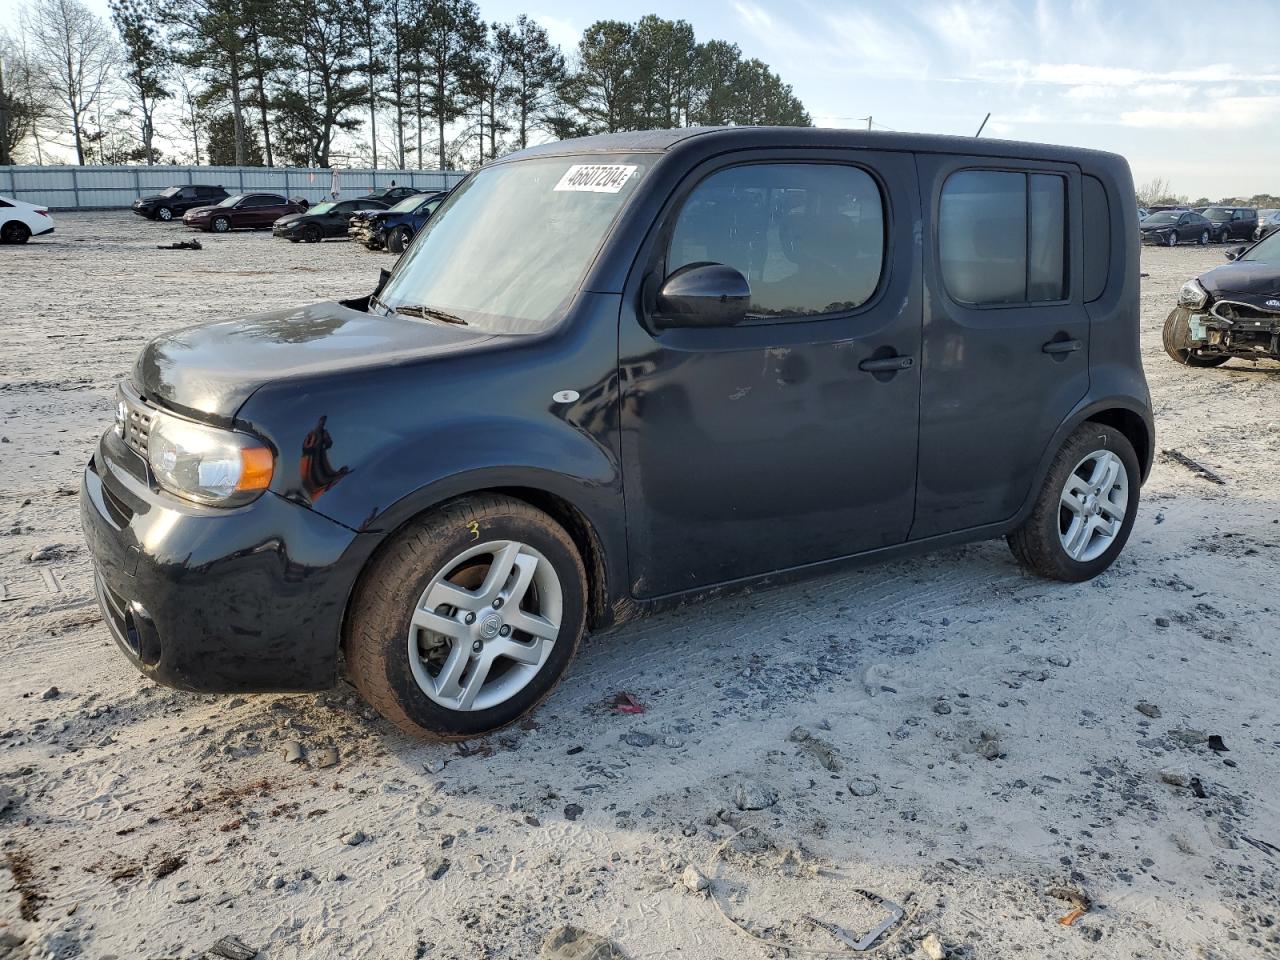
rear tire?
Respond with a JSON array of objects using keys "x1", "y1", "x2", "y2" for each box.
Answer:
[
  {"x1": 344, "y1": 494, "x2": 587, "y2": 739},
  {"x1": 1007, "y1": 423, "x2": 1140, "y2": 582},
  {"x1": 1162, "y1": 309, "x2": 1231, "y2": 367},
  {"x1": 0, "y1": 221, "x2": 31, "y2": 244}
]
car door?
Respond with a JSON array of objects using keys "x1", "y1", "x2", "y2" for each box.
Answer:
[
  {"x1": 911, "y1": 156, "x2": 1086, "y2": 539},
  {"x1": 618, "y1": 151, "x2": 923, "y2": 598},
  {"x1": 323, "y1": 201, "x2": 354, "y2": 235}
]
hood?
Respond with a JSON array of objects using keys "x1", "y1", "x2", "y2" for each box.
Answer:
[
  {"x1": 136, "y1": 195, "x2": 164, "y2": 205},
  {"x1": 276, "y1": 212, "x2": 305, "y2": 227},
  {"x1": 1141, "y1": 221, "x2": 1175, "y2": 231},
  {"x1": 132, "y1": 300, "x2": 494, "y2": 423},
  {"x1": 185, "y1": 205, "x2": 219, "y2": 217},
  {"x1": 1199, "y1": 259, "x2": 1280, "y2": 298}
]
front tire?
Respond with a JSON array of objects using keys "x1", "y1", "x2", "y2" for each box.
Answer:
[
  {"x1": 1162, "y1": 309, "x2": 1231, "y2": 367},
  {"x1": 344, "y1": 495, "x2": 587, "y2": 739},
  {"x1": 1007, "y1": 423, "x2": 1140, "y2": 582},
  {"x1": 386, "y1": 226, "x2": 412, "y2": 254},
  {"x1": 212, "y1": 216, "x2": 230, "y2": 233},
  {"x1": 156, "y1": 206, "x2": 173, "y2": 222},
  {"x1": 1166, "y1": 231, "x2": 1178, "y2": 246},
  {"x1": 1198, "y1": 229, "x2": 1209, "y2": 245},
  {"x1": 303, "y1": 224, "x2": 322, "y2": 243}
]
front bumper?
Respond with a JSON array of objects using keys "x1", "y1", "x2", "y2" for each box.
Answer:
[
  {"x1": 272, "y1": 225, "x2": 300, "y2": 238},
  {"x1": 1171, "y1": 304, "x2": 1280, "y2": 360},
  {"x1": 81, "y1": 428, "x2": 378, "y2": 692},
  {"x1": 131, "y1": 206, "x2": 152, "y2": 218},
  {"x1": 1141, "y1": 231, "x2": 1172, "y2": 245}
]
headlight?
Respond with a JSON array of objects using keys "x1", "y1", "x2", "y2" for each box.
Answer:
[
  {"x1": 1178, "y1": 279, "x2": 1209, "y2": 309},
  {"x1": 147, "y1": 413, "x2": 274, "y2": 506}
]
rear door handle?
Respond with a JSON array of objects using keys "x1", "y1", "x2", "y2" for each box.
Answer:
[
  {"x1": 1042, "y1": 338, "x2": 1082, "y2": 354},
  {"x1": 858, "y1": 355, "x2": 914, "y2": 373}
]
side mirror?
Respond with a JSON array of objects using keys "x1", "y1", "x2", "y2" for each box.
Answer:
[
  {"x1": 653, "y1": 262, "x2": 750, "y2": 329},
  {"x1": 1225, "y1": 245, "x2": 1247, "y2": 261}
]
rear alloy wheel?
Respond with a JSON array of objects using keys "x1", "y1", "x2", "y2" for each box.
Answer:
[
  {"x1": 386, "y1": 226, "x2": 412, "y2": 255},
  {"x1": 1007, "y1": 423, "x2": 1140, "y2": 582},
  {"x1": 1166, "y1": 231, "x2": 1178, "y2": 246},
  {"x1": 212, "y1": 216, "x2": 230, "y2": 233},
  {"x1": 1198, "y1": 229, "x2": 1209, "y2": 245},
  {"x1": 156, "y1": 206, "x2": 173, "y2": 221},
  {"x1": 345, "y1": 495, "x2": 587, "y2": 738},
  {"x1": 1161, "y1": 309, "x2": 1231, "y2": 367},
  {"x1": 0, "y1": 221, "x2": 31, "y2": 244}
]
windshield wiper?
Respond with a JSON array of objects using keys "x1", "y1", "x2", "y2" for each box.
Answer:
[{"x1": 393, "y1": 304, "x2": 468, "y2": 325}]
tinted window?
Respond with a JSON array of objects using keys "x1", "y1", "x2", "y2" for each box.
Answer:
[
  {"x1": 1082, "y1": 175, "x2": 1110, "y2": 303},
  {"x1": 940, "y1": 169, "x2": 1067, "y2": 305},
  {"x1": 668, "y1": 163, "x2": 884, "y2": 319}
]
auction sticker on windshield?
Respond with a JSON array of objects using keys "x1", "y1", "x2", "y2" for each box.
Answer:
[{"x1": 554, "y1": 164, "x2": 638, "y2": 194}]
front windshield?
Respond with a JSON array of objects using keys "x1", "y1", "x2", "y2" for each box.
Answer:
[
  {"x1": 1242, "y1": 231, "x2": 1280, "y2": 261},
  {"x1": 308, "y1": 201, "x2": 336, "y2": 215},
  {"x1": 216, "y1": 194, "x2": 243, "y2": 207},
  {"x1": 1201, "y1": 207, "x2": 1231, "y2": 220},
  {"x1": 378, "y1": 156, "x2": 649, "y2": 334},
  {"x1": 160, "y1": 186, "x2": 182, "y2": 197},
  {"x1": 391, "y1": 194, "x2": 428, "y2": 212},
  {"x1": 1144, "y1": 212, "x2": 1179, "y2": 225}
]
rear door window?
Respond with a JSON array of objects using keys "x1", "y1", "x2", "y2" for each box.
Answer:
[
  {"x1": 667, "y1": 162, "x2": 885, "y2": 320},
  {"x1": 940, "y1": 170, "x2": 1067, "y2": 305}
]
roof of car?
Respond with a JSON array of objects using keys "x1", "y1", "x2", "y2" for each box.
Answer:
[{"x1": 503, "y1": 126, "x2": 1127, "y2": 167}]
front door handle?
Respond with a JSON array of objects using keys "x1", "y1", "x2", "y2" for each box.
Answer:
[
  {"x1": 1042, "y1": 338, "x2": 1082, "y2": 355},
  {"x1": 858, "y1": 355, "x2": 915, "y2": 373}
]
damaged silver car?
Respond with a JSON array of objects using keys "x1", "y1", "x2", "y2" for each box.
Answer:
[{"x1": 1163, "y1": 231, "x2": 1280, "y2": 367}]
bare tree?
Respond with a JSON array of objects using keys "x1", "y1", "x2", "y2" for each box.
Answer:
[
  {"x1": 26, "y1": 0, "x2": 119, "y2": 164},
  {"x1": 1136, "y1": 177, "x2": 1173, "y2": 208},
  {"x1": 1, "y1": 30, "x2": 54, "y2": 163}
]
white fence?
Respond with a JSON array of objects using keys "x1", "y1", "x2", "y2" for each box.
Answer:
[{"x1": 0, "y1": 164, "x2": 468, "y2": 210}]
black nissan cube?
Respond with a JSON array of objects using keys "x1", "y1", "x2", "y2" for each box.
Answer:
[{"x1": 82, "y1": 127, "x2": 1153, "y2": 739}]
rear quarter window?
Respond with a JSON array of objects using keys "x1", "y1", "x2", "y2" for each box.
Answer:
[{"x1": 1082, "y1": 175, "x2": 1110, "y2": 303}]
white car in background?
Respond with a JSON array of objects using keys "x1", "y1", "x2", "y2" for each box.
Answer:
[{"x1": 1, "y1": 196, "x2": 55, "y2": 244}]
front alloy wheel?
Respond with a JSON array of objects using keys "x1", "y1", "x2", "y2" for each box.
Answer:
[
  {"x1": 1198, "y1": 230, "x2": 1209, "y2": 245},
  {"x1": 345, "y1": 495, "x2": 586, "y2": 738},
  {"x1": 1166, "y1": 231, "x2": 1177, "y2": 246},
  {"x1": 156, "y1": 206, "x2": 173, "y2": 221},
  {"x1": 212, "y1": 216, "x2": 230, "y2": 233}
]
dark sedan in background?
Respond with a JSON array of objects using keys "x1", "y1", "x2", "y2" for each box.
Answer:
[
  {"x1": 348, "y1": 191, "x2": 446, "y2": 252},
  {"x1": 184, "y1": 193, "x2": 306, "y2": 232},
  {"x1": 273, "y1": 198, "x2": 390, "y2": 242},
  {"x1": 1164, "y1": 228, "x2": 1280, "y2": 366},
  {"x1": 1140, "y1": 210, "x2": 1213, "y2": 246},
  {"x1": 1195, "y1": 206, "x2": 1257, "y2": 242},
  {"x1": 133, "y1": 185, "x2": 229, "y2": 221},
  {"x1": 1255, "y1": 208, "x2": 1280, "y2": 240},
  {"x1": 363, "y1": 186, "x2": 423, "y2": 205}
]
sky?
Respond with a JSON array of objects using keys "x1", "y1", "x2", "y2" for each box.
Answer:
[{"x1": 3, "y1": 0, "x2": 1278, "y2": 199}]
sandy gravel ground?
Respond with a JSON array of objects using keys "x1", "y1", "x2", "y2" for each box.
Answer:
[{"x1": 1, "y1": 212, "x2": 1278, "y2": 960}]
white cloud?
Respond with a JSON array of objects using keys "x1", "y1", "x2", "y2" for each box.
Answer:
[{"x1": 1120, "y1": 96, "x2": 1280, "y2": 129}]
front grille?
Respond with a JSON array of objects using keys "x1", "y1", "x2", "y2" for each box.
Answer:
[
  {"x1": 122, "y1": 399, "x2": 153, "y2": 457},
  {"x1": 1211, "y1": 299, "x2": 1280, "y2": 324}
]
